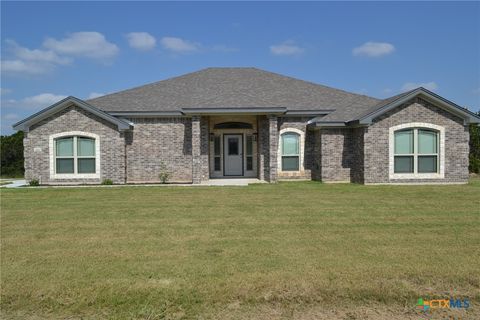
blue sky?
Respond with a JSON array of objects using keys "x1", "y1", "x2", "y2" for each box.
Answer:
[{"x1": 1, "y1": 1, "x2": 479, "y2": 134}]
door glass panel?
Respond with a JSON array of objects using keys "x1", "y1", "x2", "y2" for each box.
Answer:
[
  {"x1": 394, "y1": 156, "x2": 414, "y2": 173},
  {"x1": 246, "y1": 135, "x2": 253, "y2": 155},
  {"x1": 394, "y1": 130, "x2": 413, "y2": 154},
  {"x1": 214, "y1": 157, "x2": 221, "y2": 171},
  {"x1": 228, "y1": 138, "x2": 239, "y2": 155},
  {"x1": 78, "y1": 158, "x2": 95, "y2": 173},
  {"x1": 418, "y1": 130, "x2": 437, "y2": 154},
  {"x1": 77, "y1": 137, "x2": 95, "y2": 156},
  {"x1": 418, "y1": 156, "x2": 437, "y2": 173},
  {"x1": 214, "y1": 136, "x2": 221, "y2": 156},
  {"x1": 56, "y1": 137, "x2": 73, "y2": 156},
  {"x1": 282, "y1": 156, "x2": 299, "y2": 171},
  {"x1": 56, "y1": 158, "x2": 74, "y2": 173},
  {"x1": 247, "y1": 157, "x2": 253, "y2": 171},
  {"x1": 282, "y1": 133, "x2": 299, "y2": 155}
]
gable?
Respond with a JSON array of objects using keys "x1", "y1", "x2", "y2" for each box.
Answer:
[
  {"x1": 13, "y1": 96, "x2": 131, "y2": 132},
  {"x1": 357, "y1": 88, "x2": 480, "y2": 125}
]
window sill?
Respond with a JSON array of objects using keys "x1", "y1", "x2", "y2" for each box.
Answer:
[
  {"x1": 389, "y1": 173, "x2": 444, "y2": 180},
  {"x1": 52, "y1": 173, "x2": 100, "y2": 179}
]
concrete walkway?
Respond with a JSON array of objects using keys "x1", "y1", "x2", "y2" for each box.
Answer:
[
  {"x1": 201, "y1": 178, "x2": 265, "y2": 186},
  {"x1": 0, "y1": 179, "x2": 27, "y2": 188},
  {"x1": 0, "y1": 178, "x2": 265, "y2": 188}
]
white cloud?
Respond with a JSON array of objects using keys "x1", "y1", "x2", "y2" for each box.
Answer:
[
  {"x1": 1, "y1": 40, "x2": 72, "y2": 75},
  {"x1": 21, "y1": 93, "x2": 67, "y2": 108},
  {"x1": 1, "y1": 59, "x2": 52, "y2": 75},
  {"x1": 160, "y1": 37, "x2": 199, "y2": 53},
  {"x1": 0, "y1": 88, "x2": 12, "y2": 95},
  {"x1": 43, "y1": 32, "x2": 119, "y2": 60},
  {"x1": 401, "y1": 82, "x2": 438, "y2": 92},
  {"x1": 6, "y1": 40, "x2": 71, "y2": 65},
  {"x1": 270, "y1": 41, "x2": 305, "y2": 56},
  {"x1": 2, "y1": 33, "x2": 118, "y2": 76},
  {"x1": 353, "y1": 42, "x2": 395, "y2": 57},
  {"x1": 126, "y1": 32, "x2": 156, "y2": 51},
  {"x1": 88, "y1": 92, "x2": 105, "y2": 99}
]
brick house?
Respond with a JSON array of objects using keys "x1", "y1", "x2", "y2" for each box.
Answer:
[{"x1": 13, "y1": 68, "x2": 480, "y2": 185}]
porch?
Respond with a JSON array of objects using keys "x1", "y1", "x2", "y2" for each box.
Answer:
[{"x1": 191, "y1": 114, "x2": 279, "y2": 184}]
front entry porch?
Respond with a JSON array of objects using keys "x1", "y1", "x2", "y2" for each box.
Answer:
[
  {"x1": 209, "y1": 115, "x2": 259, "y2": 179},
  {"x1": 191, "y1": 114, "x2": 279, "y2": 184}
]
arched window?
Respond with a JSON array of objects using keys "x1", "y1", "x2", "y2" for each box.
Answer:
[
  {"x1": 281, "y1": 132, "x2": 300, "y2": 171},
  {"x1": 50, "y1": 131, "x2": 100, "y2": 178},
  {"x1": 393, "y1": 127, "x2": 440, "y2": 175},
  {"x1": 55, "y1": 136, "x2": 96, "y2": 174},
  {"x1": 389, "y1": 123, "x2": 445, "y2": 179}
]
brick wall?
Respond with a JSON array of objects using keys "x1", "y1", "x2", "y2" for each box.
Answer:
[
  {"x1": 24, "y1": 106, "x2": 126, "y2": 184},
  {"x1": 317, "y1": 128, "x2": 355, "y2": 182},
  {"x1": 363, "y1": 98, "x2": 469, "y2": 184},
  {"x1": 125, "y1": 117, "x2": 195, "y2": 183}
]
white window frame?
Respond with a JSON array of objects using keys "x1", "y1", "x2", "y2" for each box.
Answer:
[
  {"x1": 49, "y1": 131, "x2": 100, "y2": 179},
  {"x1": 278, "y1": 128, "x2": 305, "y2": 172},
  {"x1": 389, "y1": 123, "x2": 445, "y2": 180}
]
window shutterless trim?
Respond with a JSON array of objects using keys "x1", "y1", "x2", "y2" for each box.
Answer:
[
  {"x1": 278, "y1": 128, "x2": 304, "y2": 172},
  {"x1": 389, "y1": 123, "x2": 445, "y2": 180},
  {"x1": 49, "y1": 131, "x2": 101, "y2": 179}
]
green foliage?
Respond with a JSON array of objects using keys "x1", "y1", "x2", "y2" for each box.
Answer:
[
  {"x1": 28, "y1": 179, "x2": 40, "y2": 186},
  {"x1": 101, "y1": 179, "x2": 113, "y2": 185},
  {"x1": 469, "y1": 112, "x2": 480, "y2": 173},
  {"x1": 158, "y1": 161, "x2": 171, "y2": 184},
  {"x1": 0, "y1": 131, "x2": 24, "y2": 177}
]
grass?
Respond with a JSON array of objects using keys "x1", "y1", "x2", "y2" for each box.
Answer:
[
  {"x1": 0, "y1": 181, "x2": 13, "y2": 186},
  {"x1": 1, "y1": 180, "x2": 479, "y2": 319}
]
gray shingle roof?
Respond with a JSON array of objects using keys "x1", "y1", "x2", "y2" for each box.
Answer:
[
  {"x1": 87, "y1": 67, "x2": 380, "y2": 119},
  {"x1": 320, "y1": 89, "x2": 417, "y2": 122}
]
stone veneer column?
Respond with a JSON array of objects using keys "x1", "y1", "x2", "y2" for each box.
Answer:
[
  {"x1": 191, "y1": 115, "x2": 202, "y2": 184},
  {"x1": 267, "y1": 115, "x2": 278, "y2": 182}
]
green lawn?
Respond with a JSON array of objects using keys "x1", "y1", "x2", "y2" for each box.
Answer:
[{"x1": 1, "y1": 181, "x2": 479, "y2": 319}]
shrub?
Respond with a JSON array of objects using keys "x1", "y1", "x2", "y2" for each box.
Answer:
[
  {"x1": 28, "y1": 179, "x2": 40, "y2": 186},
  {"x1": 158, "y1": 162, "x2": 171, "y2": 184},
  {"x1": 0, "y1": 131, "x2": 25, "y2": 178},
  {"x1": 469, "y1": 121, "x2": 480, "y2": 174},
  {"x1": 102, "y1": 179, "x2": 113, "y2": 185}
]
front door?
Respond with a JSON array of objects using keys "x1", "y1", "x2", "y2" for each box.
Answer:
[{"x1": 223, "y1": 134, "x2": 243, "y2": 176}]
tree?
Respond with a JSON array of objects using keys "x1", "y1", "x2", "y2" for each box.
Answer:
[
  {"x1": 469, "y1": 111, "x2": 480, "y2": 174},
  {"x1": 0, "y1": 131, "x2": 24, "y2": 177}
]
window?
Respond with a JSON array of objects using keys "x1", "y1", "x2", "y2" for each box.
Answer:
[
  {"x1": 54, "y1": 136, "x2": 96, "y2": 175},
  {"x1": 228, "y1": 138, "x2": 239, "y2": 155},
  {"x1": 281, "y1": 132, "x2": 300, "y2": 171},
  {"x1": 246, "y1": 135, "x2": 253, "y2": 171},
  {"x1": 214, "y1": 135, "x2": 221, "y2": 171},
  {"x1": 394, "y1": 128, "x2": 439, "y2": 174}
]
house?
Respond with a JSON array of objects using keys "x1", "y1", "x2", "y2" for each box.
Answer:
[{"x1": 13, "y1": 68, "x2": 480, "y2": 185}]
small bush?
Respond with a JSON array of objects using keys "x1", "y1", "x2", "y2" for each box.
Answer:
[
  {"x1": 158, "y1": 162, "x2": 171, "y2": 184},
  {"x1": 29, "y1": 179, "x2": 40, "y2": 186},
  {"x1": 102, "y1": 179, "x2": 113, "y2": 185}
]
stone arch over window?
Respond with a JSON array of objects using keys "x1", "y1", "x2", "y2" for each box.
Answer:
[
  {"x1": 389, "y1": 123, "x2": 445, "y2": 180},
  {"x1": 49, "y1": 131, "x2": 101, "y2": 179},
  {"x1": 278, "y1": 128, "x2": 305, "y2": 172}
]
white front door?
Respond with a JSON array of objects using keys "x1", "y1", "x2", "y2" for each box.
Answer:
[{"x1": 224, "y1": 134, "x2": 243, "y2": 176}]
